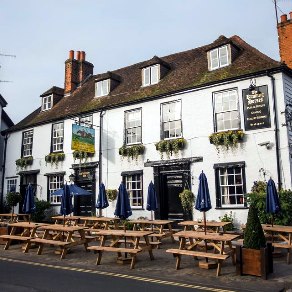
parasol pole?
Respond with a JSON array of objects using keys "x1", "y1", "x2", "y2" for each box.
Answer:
[{"x1": 203, "y1": 211, "x2": 208, "y2": 262}]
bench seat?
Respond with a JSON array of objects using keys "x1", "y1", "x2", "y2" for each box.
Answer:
[
  {"x1": 30, "y1": 238, "x2": 72, "y2": 246},
  {"x1": 166, "y1": 248, "x2": 229, "y2": 276},
  {"x1": 88, "y1": 245, "x2": 141, "y2": 268},
  {"x1": 0, "y1": 235, "x2": 32, "y2": 241},
  {"x1": 272, "y1": 242, "x2": 292, "y2": 249}
]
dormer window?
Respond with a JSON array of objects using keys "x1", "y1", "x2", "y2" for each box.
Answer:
[
  {"x1": 96, "y1": 79, "x2": 110, "y2": 97},
  {"x1": 209, "y1": 45, "x2": 229, "y2": 70},
  {"x1": 42, "y1": 95, "x2": 52, "y2": 111},
  {"x1": 143, "y1": 65, "x2": 159, "y2": 86}
]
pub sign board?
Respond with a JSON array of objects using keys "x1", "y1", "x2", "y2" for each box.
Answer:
[
  {"x1": 71, "y1": 124, "x2": 95, "y2": 153},
  {"x1": 242, "y1": 85, "x2": 271, "y2": 131}
]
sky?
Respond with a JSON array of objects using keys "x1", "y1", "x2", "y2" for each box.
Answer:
[{"x1": 1, "y1": 0, "x2": 292, "y2": 124}]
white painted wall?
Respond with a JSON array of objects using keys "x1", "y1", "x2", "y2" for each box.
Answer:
[{"x1": 3, "y1": 72, "x2": 292, "y2": 226}]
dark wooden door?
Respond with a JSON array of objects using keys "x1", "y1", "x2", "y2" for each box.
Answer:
[{"x1": 73, "y1": 168, "x2": 96, "y2": 216}]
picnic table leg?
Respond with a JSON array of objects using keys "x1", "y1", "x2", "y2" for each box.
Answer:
[
  {"x1": 168, "y1": 224, "x2": 175, "y2": 243},
  {"x1": 130, "y1": 254, "x2": 136, "y2": 269},
  {"x1": 37, "y1": 243, "x2": 44, "y2": 255},
  {"x1": 96, "y1": 250, "x2": 103, "y2": 265},
  {"x1": 216, "y1": 260, "x2": 223, "y2": 276},
  {"x1": 175, "y1": 254, "x2": 181, "y2": 269},
  {"x1": 4, "y1": 239, "x2": 12, "y2": 250},
  {"x1": 61, "y1": 248, "x2": 68, "y2": 259},
  {"x1": 144, "y1": 235, "x2": 154, "y2": 260}
]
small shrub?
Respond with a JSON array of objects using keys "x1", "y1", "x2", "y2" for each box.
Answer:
[
  {"x1": 31, "y1": 199, "x2": 51, "y2": 222},
  {"x1": 6, "y1": 191, "x2": 22, "y2": 213},
  {"x1": 219, "y1": 211, "x2": 234, "y2": 231}
]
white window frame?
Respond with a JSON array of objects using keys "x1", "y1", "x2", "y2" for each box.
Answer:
[
  {"x1": 22, "y1": 130, "x2": 33, "y2": 157},
  {"x1": 49, "y1": 175, "x2": 64, "y2": 204},
  {"x1": 161, "y1": 100, "x2": 182, "y2": 139},
  {"x1": 213, "y1": 89, "x2": 240, "y2": 132},
  {"x1": 142, "y1": 65, "x2": 159, "y2": 86},
  {"x1": 6, "y1": 178, "x2": 17, "y2": 193},
  {"x1": 217, "y1": 166, "x2": 245, "y2": 208},
  {"x1": 95, "y1": 79, "x2": 110, "y2": 97},
  {"x1": 125, "y1": 173, "x2": 143, "y2": 209},
  {"x1": 52, "y1": 122, "x2": 64, "y2": 152},
  {"x1": 210, "y1": 45, "x2": 229, "y2": 70},
  {"x1": 42, "y1": 95, "x2": 53, "y2": 111},
  {"x1": 125, "y1": 109, "x2": 142, "y2": 145}
]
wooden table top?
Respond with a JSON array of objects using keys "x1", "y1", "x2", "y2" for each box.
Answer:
[
  {"x1": 40, "y1": 224, "x2": 88, "y2": 232},
  {"x1": 80, "y1": 216, "x2": 119, "y2": 222},
  {"x1": 174, "y1": 230, "x2": 240, "y2": 241},
  {"x1": 130, "y1": 219, "x2": 174, "y2": 225},
  {"x1": 262, "y1": 224, "x2": 292, "y2": 233},
  {"x1": 96, "y1": 229, "x2": 154, "y2": 237},
  {"x1": 8, "y1": 222, "x2": 48, "y2": 228},
  {"x1": 178, "y1": 221, "x2": 231, "y2": 227},
  {"x1": 51, "y1": 215, "x2": 81, "y2": 221}
]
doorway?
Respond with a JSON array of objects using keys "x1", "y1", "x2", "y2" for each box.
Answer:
[
  {"x1": 154, "y1": 163, "x2": 191, "y2": 222},
  {"x1": 19, "y1": 173, "x2": 37, "y2": 213},
  {"x1": 73, "y1": 167, "x2": 96, "y2": 216}
]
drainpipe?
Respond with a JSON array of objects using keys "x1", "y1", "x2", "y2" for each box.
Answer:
[
  {"x1": 98, "y1": 110, "x2": 105, "y2": 216},
  {"x1": 0, "y1": 134, "x2": 8, "y2": 211},
  {"x1": 267, "y1": 71, "x2": 282, "y2": 190}
]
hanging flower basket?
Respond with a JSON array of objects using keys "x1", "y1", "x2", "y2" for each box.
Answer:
[
  {"x1": 155, "y1": 138, "x2": 186, "y2": 159},
  {"x1": 106, "y1": 189, "x2": 118, "y2": 202},
  {"x1": 209, "y1": 130, "x2": 244, "y2": 151},
  {"x1": 118, "y1": 144, "x2": 145, "y2": 160},
  {"x1": 45, "y1": 153, "x2": 65, "y2": 165},
  {"x1": 15, "y1": 156, "x2": 33, "y2": 169}
]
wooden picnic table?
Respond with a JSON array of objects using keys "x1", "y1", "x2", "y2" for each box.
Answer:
[
  {"x1": 130, "y1": 219, "x2": 175, "y2": 244},
  {"x1": 28, "y1": 224, "x2": 92, "y2": 259},
  {"x1": 178, "y1": 221, "x2": 231, "y2": 232},
  {"x1": 79, "y1": 216, "x2": 119, "y2": 230},
  {"x1": 262, "y1": 224, "x2": 292, "y2": 264},
  {"x1": 88, "y1": 229, "x2": 155, "y2": 269},
  {"x1": 167, "y1": 230, "x2": 240, "y2": 276},
  {"x1": 0, "y1": 222, "x2": 48, "y2": 252},
  {"x1": 51, "y1": 215, "x2": 82, "y2": 226},
  {"x1": 0, "y1": 213, "x2": 29, "y2": 222}
]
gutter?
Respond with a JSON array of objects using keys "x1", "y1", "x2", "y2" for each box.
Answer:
[
  {"x1": 0, "y1": 134, "x2": 8, "y2": 210},
  {"x1": 267, "y1": 71, "x2": 282, "y2": 189}
]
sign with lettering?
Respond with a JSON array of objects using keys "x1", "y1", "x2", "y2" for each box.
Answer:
[
  {"x1": 71, "y1": 124, "x2": 95, "y2": 153},
  {"x1": 242, "y1": 85, "x2": 271, "y2": 131}
]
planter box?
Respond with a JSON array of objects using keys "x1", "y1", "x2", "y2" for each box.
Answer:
[{"x1": 236, "y1": 243, "x2": 273, "y2": 279}]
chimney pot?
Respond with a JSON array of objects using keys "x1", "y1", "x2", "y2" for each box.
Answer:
[
  {"x1": 76, "y1": 51, "x2": 81, "y2": 61},
  {"x1": 69, "y1": 50, "x2": 74, "y2": 60},
  {"x1": 281, "y1": 14, "x2": 288, "y2": 23},
  {"x1": 289, "y1": 12, "x2": 292, "y2": 20},
  {"x1": 80, "y1": 51, "x2": 86, "y2": 61}
]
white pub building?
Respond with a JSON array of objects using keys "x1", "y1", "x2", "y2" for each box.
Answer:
[{"x1": 3, "y1": 16, "x2": 292, "y2": 225}]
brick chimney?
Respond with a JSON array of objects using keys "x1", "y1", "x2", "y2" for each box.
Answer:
[
  {"x1": 277, "y1": 12, "x2": 292, "y2": 68},
  {"x1": 64, "y1": 50, "x2": 94, "y2": 95}
]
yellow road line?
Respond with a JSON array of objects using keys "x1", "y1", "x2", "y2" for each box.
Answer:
[{"x1": 0, "y1": 257, "x2": 235, "y2": 292}]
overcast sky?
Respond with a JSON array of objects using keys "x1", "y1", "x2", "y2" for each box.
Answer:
[{"x1": 1, "y1": 0, "x2": 292, "y2": 124}]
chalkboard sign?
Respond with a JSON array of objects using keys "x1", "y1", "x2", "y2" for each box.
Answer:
[{"x1": 242, "y1": 85, "x2": 271, "y2": 131}]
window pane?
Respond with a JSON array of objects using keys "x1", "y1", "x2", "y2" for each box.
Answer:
[
  {"x1": 210, "y1": 49, "x2": 219, "y2": 69},
  {"x1": 125, "y1": 109, "x2": 142, "y2": 144},
  {"x1": 125, "y1": 174, "x2": 143, "y2": 208},
  {"x1": 151, "y1": 65, "x2": 159, "y2": 84},
  {"x1": 49, "y1": 175, "x2": 63, "y2": 204},
  {"x1": 52, "y1": 123, "x2": 64, "y2": 152},
  {"x1": 22, "y1": 130, "x2": 33, "y2": 157},
  {"x1": 143, "y1": 67, "x2": 150, "y2": 86},
  {"x1": 218, "y1": 165, "x2": 244, "y2": 206},
  {"x1": 219, "y1": 46, "x2": 228, "y2": 66}
]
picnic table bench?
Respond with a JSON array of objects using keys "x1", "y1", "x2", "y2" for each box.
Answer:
[{"x1": 166, "y1": 248, "x2": 230, "y2": 276}]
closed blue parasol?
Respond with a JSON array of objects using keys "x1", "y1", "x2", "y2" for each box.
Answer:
[
  {"x1": 60, "y1": 184, "x2": 72, "y2": 216},
  {"x1": 146, "y1": 181, "x2": 158, "y2": 220},
  {"x1": 22, "y1": 184, "x2": 35, "y2": 223},
  {"x1": 195, "y1": 171, "x2": 212, "y2": 234},
  {"x1": 266, "y1": 178, "x2": 281, "y2": 226},
  {"x1": 114, "y1": 183, "x2": 132, "y2": 220},
  {"x1": 96, "y1": 183, "x2": 109, "y2": 216}
]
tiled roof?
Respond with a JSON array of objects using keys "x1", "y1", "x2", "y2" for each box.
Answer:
[{"x1": 6, "y1": 35, "x2": 286, "y2": 133}]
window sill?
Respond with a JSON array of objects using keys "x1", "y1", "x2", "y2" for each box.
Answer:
[
  {"x1": 215, "y1": 207, "x2": 248, "y2": 210},
  {"x1": 131, "y1": 208, "x2": 144, "y2": 211}
]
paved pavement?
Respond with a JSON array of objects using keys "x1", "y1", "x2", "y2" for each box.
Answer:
[{"x1": 0, "y1": 239, "x2": 291, "y2": 292}]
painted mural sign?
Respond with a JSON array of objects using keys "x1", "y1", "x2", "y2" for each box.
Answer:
[
  {"x1": 71, "y1": 124, "x2": 95, "y2": 153},
  {"x1": 242, "y1": 85, "x2": 271, "y2": 131}
]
